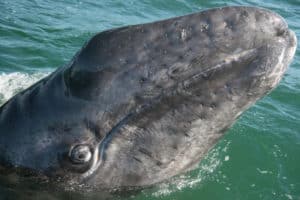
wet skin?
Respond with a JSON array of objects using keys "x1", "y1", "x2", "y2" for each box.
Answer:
[{"x1": 0, "y1": 6, "x2": 297, "y2": 191}]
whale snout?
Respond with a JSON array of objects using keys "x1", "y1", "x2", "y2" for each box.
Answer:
[
  {"x1": 246, "y1": 22, "x2": 297, "y2": 94},
  {"x1": 205, "y1": 7, "x2": 297, "y2": 97}
]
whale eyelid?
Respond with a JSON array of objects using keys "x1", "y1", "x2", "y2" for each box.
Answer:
[{"x1": 82, "y1": 143, "x2": 101, "y2": 178}]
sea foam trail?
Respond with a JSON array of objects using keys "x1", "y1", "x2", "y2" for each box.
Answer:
[{"x1": 0, "y1": 72, "x2": 49, "y2": 105}]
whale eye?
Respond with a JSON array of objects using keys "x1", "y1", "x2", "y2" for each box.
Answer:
[{"x1": 69, "y1": 144, "x2": 92, "y2": 164}]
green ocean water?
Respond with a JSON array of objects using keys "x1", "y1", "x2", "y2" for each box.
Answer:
[{"x1": 0, "y1": 0, "x2": 299, "y2": 200}]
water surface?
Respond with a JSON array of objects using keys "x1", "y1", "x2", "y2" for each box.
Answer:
[{"x1": 0, "y1": 0, "x2": 299, "y2": 199}]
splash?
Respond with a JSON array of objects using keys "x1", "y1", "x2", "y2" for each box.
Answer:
[
  {"x1": 147, "y1": 141, "x2": 231, "y2": 198},
  {"x1": 0, "y1": 72, "x2": 49, "y2": 105}
]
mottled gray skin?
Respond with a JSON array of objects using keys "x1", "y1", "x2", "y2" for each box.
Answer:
[{"x1": 0, "y1": 6, "x2": 296, "y2": 191}]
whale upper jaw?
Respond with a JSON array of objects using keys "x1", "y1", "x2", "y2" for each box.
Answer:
[{"x1": 0, "y1": 6, "x2": 297, "y2": 190}]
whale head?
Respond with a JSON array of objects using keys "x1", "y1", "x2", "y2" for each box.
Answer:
[{"x1": 0, "y1": 6, "x2": 296, "y2": 191}]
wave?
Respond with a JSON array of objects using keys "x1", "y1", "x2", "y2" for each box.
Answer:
[{"x1": 0, "y1": 72, "x2": 49, "y2": 105}]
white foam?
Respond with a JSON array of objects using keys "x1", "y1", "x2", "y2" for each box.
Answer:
[
  {"x1": 0, "y1": 72, "x2": 49, "y2": 105},
  {"x1": 224, "y1": 155, "x2": 230, "y2": 161},
  {"x1": 256, "y1": 168, "x2": 271, "y2": 175},
  {"x1": 151, "y1": 141, "x2": 231, "y2": 198}
]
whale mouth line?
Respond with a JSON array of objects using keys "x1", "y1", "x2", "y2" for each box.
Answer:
[
  {"x1": 82, "y1": 113, "x2": 135, "y2": 179},
  {"x1": 182, "y1": 48, "x2": 258, "y2": 83}
]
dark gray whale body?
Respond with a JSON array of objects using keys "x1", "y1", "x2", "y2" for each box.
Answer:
[{"x1": 0, "y1": 6, "x2": 296, "y2": 191}]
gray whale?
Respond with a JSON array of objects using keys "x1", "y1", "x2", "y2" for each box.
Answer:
[{"x1": 0, "y1": 6, "x2": 296, "y2": 191}]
